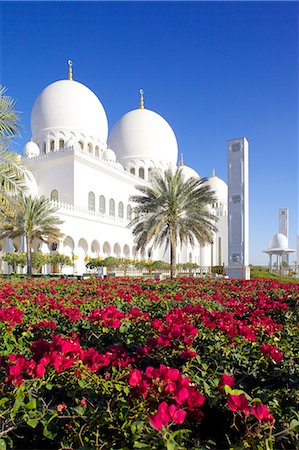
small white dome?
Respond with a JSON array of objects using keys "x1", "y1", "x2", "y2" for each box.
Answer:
[
  {"x1": 24, "y1": 141, "x2": 40, "y2": 158},
  {"x1": 108, "y1": 108, "x2": 178, "y2": 166},
  {"x1": 115, "y1": 162, "x2": 124, "y2": 171},
  {"x1": 207, "y1": 173, "x2": 228, "y2": 203},
  {"x1": 103, "y1": 148, "x2": 116, "y2": 162},
  {"x1": 270, "y1": 233, "x2": 288, "y2": 250},
  {"x1": 31, "y1": 80, "x2": 108, "y2": 143},
  {"x1": 180, "y1": 165, "x2": 200, "y2": 181},
  {"x1": 24, "y1": 170, "x2": 38, "y2": 197}
]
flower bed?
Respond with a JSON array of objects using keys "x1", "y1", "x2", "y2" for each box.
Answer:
[{"x1": 0, "y1": 277, "x2": 298, "y2": 449}]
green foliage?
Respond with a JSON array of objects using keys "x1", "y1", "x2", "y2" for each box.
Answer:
[
  {"x1": 0, "y1": 86, "x2": 26, "y2": 215},
  {"x1": 0, "y1": 277, "x2": 298, "y2": 449},
  {"x1": 129, "y1": 167, "x2": 218, "y2": 277},
  {"x1": 2, "y1": 251, "x2": 73, "y2": 272},
  {"x1": 0, "y1": 194, "x2": 64, "y2": 274}
]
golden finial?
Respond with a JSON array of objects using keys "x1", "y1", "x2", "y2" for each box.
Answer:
[
  {"x1": 139, "y1": 89, "x2": 144, "y2": 109},
  {"x1": 180, "y1": 153, "x2": 184, "y2": 166},
  {"x1": 67, "y1": 60, "x2": 73, "y2": 80},
  {"x1": 212, "y1": 168, "x2": 216, "y2": 177}
]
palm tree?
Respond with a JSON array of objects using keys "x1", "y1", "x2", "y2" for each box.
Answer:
[
  {"x1": 129, "y1": 167, "x2": 218, "y2": 278},
  {"x1": 0, "y1": 194, "x2": 64, "y2": 274},
  {"x1": 0, "y1": 86, "x2": 26, "y2": 212}
]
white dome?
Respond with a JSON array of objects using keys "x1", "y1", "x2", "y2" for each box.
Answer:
[
  {"x1": 270, "y1": 233, "x2": 288, "y2": 250},
  {"x1": 180, "y1": 165, "x2": 200, "y2": 181},
  {"x1": 24, "y1": 170, "x2": 38, "y2": 197},
  {"x1": 31, "y1": 80, "x2": 108, "y2": 143},
  {"x1": 103, "y1": 148, "x2": 116, "y2": 162},
  {"x1": 108, "y1": 108, "x2": 178, "y2": 166},
  {"x1": 24, "y1": 141, "x2": 40, "y2": 158},
  {"x1": 207, "y1": 174, "x2": 228, "y2": 203},
  {"x1": 115, "y1": 162, "x2": 124, "y2": 171}
]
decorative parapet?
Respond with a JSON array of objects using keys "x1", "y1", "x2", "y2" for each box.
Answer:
[{"x1": 51, "y1": 200, "x2": 130, "y2": 224}]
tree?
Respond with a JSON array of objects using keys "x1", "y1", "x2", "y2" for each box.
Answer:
[
  {"x1": 48, "y1": 252, "x2": 73, "y2": 272},
  {"x1": 129, "y1": 167, "x2": 218, "y2": 278},
  {"x1": 0, "y1": 194, "x2": 63, "y2": 275},
  {"x1": 0, "y1": 86, "x2": 26, "y2": 213}
]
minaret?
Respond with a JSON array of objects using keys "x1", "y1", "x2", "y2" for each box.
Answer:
[
  {"x1": 279, "y1": 208, "x2": 288, "y2": 238},
  {"x1": 227, "y1": 137, "x2": 250, "y2": 279}
]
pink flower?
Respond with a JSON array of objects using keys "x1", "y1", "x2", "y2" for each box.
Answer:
[
  {"x1": 227, "y1": 394, "x2": 250, "y2": 415},
  {"x1": 149, "y1": 402, "x2": 170, "y2": 429},
  {"x1": 57, "y1": 403, "x2": 67, "y2": 413},
  {"x1": 218, "y1": 374, "x2": 235, "y2": 389},
  {"x1": 251, "y1": 403, "x2": 274, "y2": 423},
  {"x1": 128, "y1": 369, "x2": 142, "y2": 387},
  {"x1": 149, "y1": 402, "x2": 187, "y2": 430},
  {"x1": 260, "y1": 343, "x2": 283, "y2": 363}
]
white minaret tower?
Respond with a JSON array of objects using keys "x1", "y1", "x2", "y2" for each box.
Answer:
[
  {"x1": 227, "y1": 137, "x2": 250, "y2": 279},
  {"x1": 279, "y1": 208, "x2": 288, "y2": 238},
  {"x1": 279, "y1": 208, "x2": 289, "y2": 264}
]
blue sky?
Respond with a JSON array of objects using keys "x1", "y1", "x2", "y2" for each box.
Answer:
[{"x1": 1, "y1": 1, "x2": 298, "y2": 264}]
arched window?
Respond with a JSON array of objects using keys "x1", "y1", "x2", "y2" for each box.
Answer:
[
  {"x1": 50, "y1": 189, "x2": 59, "y2": 202},
  {"x1": 95, "y1": 146, "x2": 100, "y2": 158},
  {"x1": 118, "y1": 202, "x2": 124, "y2": 218},
  {"x1": 43, "y1": 142, "x2": 47, "y2": 154},
  {"x1": 88, "y1": 143, "x2": 93, "y2": 154},
  {"x1": 130, "y1": 167, "x2": 135, "y2": 175},
  {"x1": 59, "y1": 139, "x2": 64, "y2": 149},
  {"x1": 109, "y1": 199, "x2": 115, "y2": 217},
  {"x1": 88, "y1": 191, "x2": 95, "y2": 211},
  {"x1": 139, "y1": 167, "x2": 145, "y2": 179},
  {"x1": 78, "y1": 141, "x2": 84, "y2": 150},
  {"x1": 99, "y1": 195, "x2": 106, "y2": 213},
  {"x1": 50, "y1": 140, "x2": 55, "y2": 151},
  {"x1": 127, "y1": 204, "x2": 132, "y2": 221}
]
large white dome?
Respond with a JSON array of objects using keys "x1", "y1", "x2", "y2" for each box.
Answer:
[
  {"x1": 108, "y1": 108, "x2": 178, "y2": 166},
  {"x1": 31, "y1": 80, "x2": 108, "y2": 143}
]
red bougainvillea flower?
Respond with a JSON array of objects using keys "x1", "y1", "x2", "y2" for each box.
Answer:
[
  {"x1": 260, "y1": 343, "x2": 284, "y2": 363},
  {"x1": 149, "y1": 402, "x2": 187, "y2": 430},
  {"x1": 227, "y1": 394, "x2": 250, "y2": 415},
  {"x1": 218, "y1": 374, "x2": 235, "y2": 389},
  {"x1": 128, "y1": 369, "x2": 142, "y2": 387},
  {"x1": 57, "y1": 403, "x2": 67, "y2": 413},
  {"x1": 251, "y1": 403, "x2": 274, "y2": 423}
]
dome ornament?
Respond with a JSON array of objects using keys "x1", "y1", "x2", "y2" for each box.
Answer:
[
  {"x1": 212, "y1": 168, "x2": 216, "y2": 177},
  {"x1": 139, "y1": 88, "x2": 144, "y2": 109},
  {"x1": 67, "y1": 60, "x2": 73, "y2": 80}
]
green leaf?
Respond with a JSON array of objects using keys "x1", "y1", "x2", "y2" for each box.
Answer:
[
  {"x1": 26, "y1": 418, "x2": 39, "y2": 428},
  {"x1": 0, "y1": 439, "x2": 6, "y2": 450},
  {"x1": 13, "y1": 397, "x2": 24, "y2": 413},
  {"x1": 78, "y1": 379, "x2": 87, "y2": 388},
  {"x1": 45, "y1": 382, "x2": 53, "y2": 390},
  {"x1": 133, "y1": 442, "x2": 151, "y2": 449},
  {"x1": 0, "y1": 397, "x2": 9, "y2": 407},
  {"x1": 25, "y1": 399, "x2": 37, "y2": 410},
  {"x1": 74, "y1": 405, "x2": 85, "y2": 416},
  {"x1": 43, "y1": 425, "x2": 57, "y2": 440}
]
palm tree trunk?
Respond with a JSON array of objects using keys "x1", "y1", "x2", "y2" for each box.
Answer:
[
  {"x1": 26, "y1": 235, "x2": 32, "y2": 275},
  {"x1": 170, "y1": 240, "x2": 176, "y2": 279}
]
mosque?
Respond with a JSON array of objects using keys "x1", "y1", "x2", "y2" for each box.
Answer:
[{"x1": 5, "y1": 61, "x2": 230, "y2": 274}]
